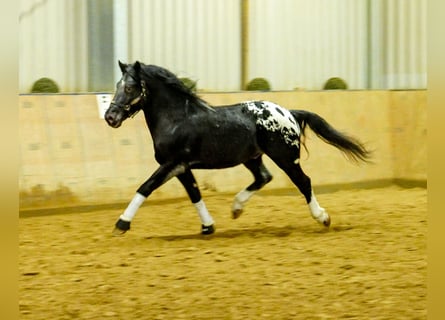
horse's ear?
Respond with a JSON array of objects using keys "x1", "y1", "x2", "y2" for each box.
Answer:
[
  {"x1": 134, "y1": 61, "x2": 141, "y2": 72},
  {"x1": 118, "y1": 60, "x2": 127, "y2": 73}
]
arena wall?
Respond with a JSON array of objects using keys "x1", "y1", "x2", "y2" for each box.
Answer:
[{"x1": 19, "y1": 90, "x2": 426, "y2": 210}]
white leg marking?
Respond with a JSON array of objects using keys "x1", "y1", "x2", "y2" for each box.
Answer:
[
  {"x1": 308, "y1": 190, "x2": 330, "y2": 226},
  {"x1": 232, "y1": 189, "x2": 255, "y2": 215},
  {"x1": 120, "y1": 192, "x2": 147, "y2": 222},
  {"x1": 194, "y1": 200, "x2": 214, "y2": 226}
]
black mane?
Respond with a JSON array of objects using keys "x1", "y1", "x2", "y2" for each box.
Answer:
[{"x1": 139, "y1": 64, "x2": 214, "y2": 111}]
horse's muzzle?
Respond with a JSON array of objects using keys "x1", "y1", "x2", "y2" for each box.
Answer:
[{"x1": 104, "y1": 106, "x2": 126, "y2": 128}]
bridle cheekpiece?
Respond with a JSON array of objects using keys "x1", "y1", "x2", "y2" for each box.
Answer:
[{"x1": 110, "y1": 80, "x2": 147, "y2": 118}]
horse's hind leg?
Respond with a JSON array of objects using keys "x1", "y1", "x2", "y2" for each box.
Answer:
[
  {"x1": 275, "y1": 160, "x2": 331, "y2": 227},
  {"x1": 232, "y1": 156, "x2": 273, "y2": 219},
  {"x1": 177, "y1": 169, "x2": 215, "y2": 235}
]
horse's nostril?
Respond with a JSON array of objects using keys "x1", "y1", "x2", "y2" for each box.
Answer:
[{"x1": 106, "y1": 114, "x2": 114, "y2": 122}]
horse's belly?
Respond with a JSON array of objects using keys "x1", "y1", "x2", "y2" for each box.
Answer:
[{"x1": 192, "y1": 130, "x2": 260, "y2": 168}]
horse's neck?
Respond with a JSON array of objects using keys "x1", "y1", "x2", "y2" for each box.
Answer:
[{"x1": 142, "y1": 97, "x2": 189, "y2": 136}]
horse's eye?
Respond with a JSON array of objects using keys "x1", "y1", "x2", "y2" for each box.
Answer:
[{"x1": 125, "y1": 86, "x2": 133, "y2": 94}]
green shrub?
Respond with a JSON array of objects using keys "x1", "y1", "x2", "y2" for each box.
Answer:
[
  {"x1": 323, "y1": 77, "x2": 348, "y2": 90},
  {"x1": 31, "y1": 77, "x2": 60, "y2": 93},
  {"x1": 179, "y1": 77, "x2": 197, "y2": 92},
  {"x1": 246, "y1": 77, "x2": 271, "y2": 91}
]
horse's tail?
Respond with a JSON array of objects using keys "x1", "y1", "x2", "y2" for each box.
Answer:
[{"x1": 291, "y1": 110, "x2": 372, "y2": 164}]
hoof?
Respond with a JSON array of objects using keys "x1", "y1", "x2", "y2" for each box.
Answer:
[
  {"x1": 112, "y1": 227, "x2": 127, "y2": 236},
  {"x1": 313, "y1": 209, "x2": 331, "y2": 228},
  {"x1": 323, "y1": 215, "x2": 331, "y2": 227},
  {"x1": 232, "y1": 209, "x2": 243, "y2": 219},
  {"x1": 112, "y1": 219, "x2": 130, "y2": 236},
  {"x1": 201, "y1": 224, "x2": 215, "y2": 235},
  {"x1": 313, "y1": 212, "x2": 331, "y2": 227}
]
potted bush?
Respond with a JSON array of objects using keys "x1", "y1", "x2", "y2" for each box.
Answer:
[
  {"x1": 246, "y1": 77, "x2": 271, "y2": 91},
  {"x1": 31, "y1": 77, "x2": 60, "y2": 93},
  {"x1": 323, "y1": 77, "x2": 348, "y2": 90}
]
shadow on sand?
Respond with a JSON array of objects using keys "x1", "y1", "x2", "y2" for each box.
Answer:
[{"x1": 145, "y1": 224, "x2": 353, "y2": 242}]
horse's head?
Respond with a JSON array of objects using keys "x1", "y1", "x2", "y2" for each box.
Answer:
[{"x1": 104, "y1": 61, "x2": 147, "y2": 128}]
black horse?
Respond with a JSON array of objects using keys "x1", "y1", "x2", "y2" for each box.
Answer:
[{"x1": 105, "y1": 61, "x2": 371, "y2": 236}]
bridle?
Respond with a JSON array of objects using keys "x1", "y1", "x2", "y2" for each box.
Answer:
[{"x1": 110, "y1": 80, "x2": 148, "y2": 118}]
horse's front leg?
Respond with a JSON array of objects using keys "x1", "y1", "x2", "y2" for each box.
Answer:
[
  {"x1": 177, "y1": 170, "x2": 215, "y2": 235},
  {"x1": 113, "y1": 162, "x2": 186, "y2": 235}
]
